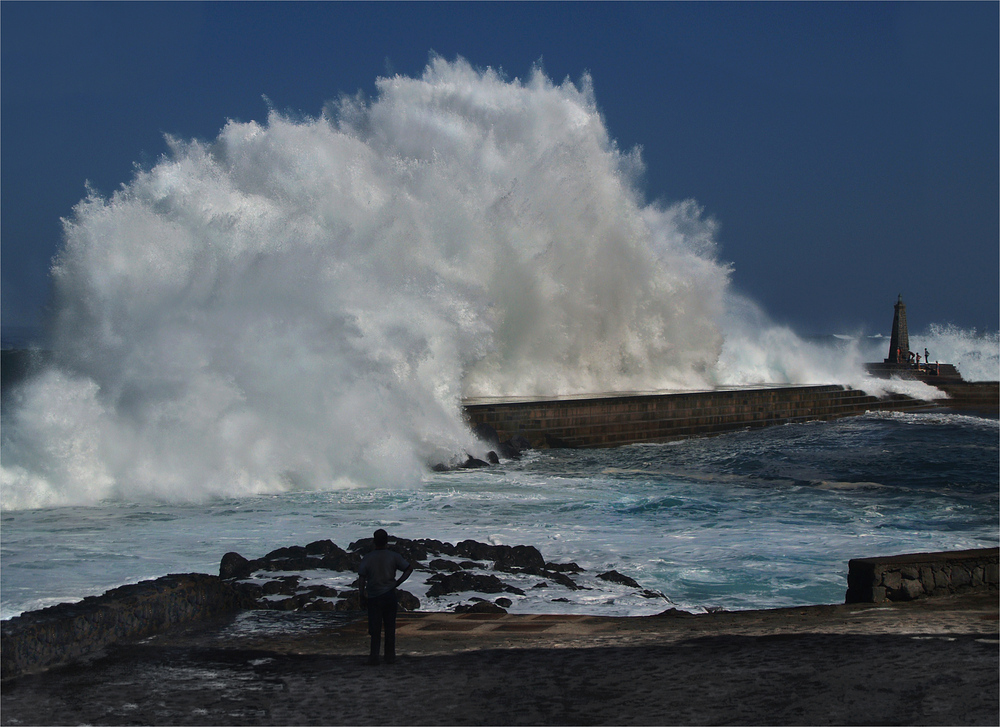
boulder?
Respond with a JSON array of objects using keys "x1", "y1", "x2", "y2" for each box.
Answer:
[
  {"x1": 335, "y1": 592, "x2": 362, "y2": 611},
  {"x1": 497, "y1": 440, "x2": 522, "y2": 460},
  {"x1": 426, "y1": 571, "x2": 525, "y2": 598},
  {"x1": 900, "y1": 578, "x2": 925, "y2": 600},
  {"x1": 455, "y1": 600, "x2": 506, "y2": 614},
  {"x1": 460, "y1": 455, "x2": 491, "y2": 469},
  {"x1": 303, "y1": 599, "x2": 337, "y2": 612},
  {"x1": 429, "y1": 558, "x2": 462, "y2": 572},
  {"x1": 219, "y1": 552, "x2": 253, "y2": 580},
  {"x1": 546, "y1": 561, "x2": 584, "y2": 573},
  {"x1": 493, "y1": 544, "x2": 546, "y2": 572},
  {"x1": 598, "y1": 570, "x2": 641, "y2": 588},
  {"x1": 541, "y1": 570, "x2": 581, "y2": 590},
  {"x1": 397, "y1": 590, "x2": 420, "y2": 611},
  {"x1": 306, "y1": 585, "x2": 338, "y2": 598}
]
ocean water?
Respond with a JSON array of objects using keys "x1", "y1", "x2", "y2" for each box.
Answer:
[
  {"x1": 3, "y1": 409, "x2": 996, "y2": 620},
  {"x1": 2, "y1": 58, "x2": 997, "y2": 620}
]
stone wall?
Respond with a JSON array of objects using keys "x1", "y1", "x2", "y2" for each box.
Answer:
[
  {"x1": 845, "y1": 548, "x2": 999, "y2": 604},
  {"x1": 464, "y1": 384, "x2": 937, "y2": 449},
  {"x1": 1, "y1": 573, "x2": 254, "y2": 680}
]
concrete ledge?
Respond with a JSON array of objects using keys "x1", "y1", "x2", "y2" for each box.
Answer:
[
  {"x1": 5, "y1": 548, "x2": 997, "y2": 680},
  {"x1": 0, "y1": 573, "x2": 255, "y2": 679},
  {"x1": 464, "y1": 384, "x2": 941, "y2": 449},
  {"x1": 846, "y1": 547, "x2": 999, "y2": 604}
]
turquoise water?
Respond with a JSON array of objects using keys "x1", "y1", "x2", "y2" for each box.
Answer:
[{"x1": 3, "y1": 410, "x2": 996, "y2": 620}]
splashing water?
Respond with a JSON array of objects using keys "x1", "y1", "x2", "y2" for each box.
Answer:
[
  {"x1": 1, "y1": 58, "x2": 994, "y2": 510},
  {"x1": 909, "y1": 324, "x2": 1000, "y2": 383}
]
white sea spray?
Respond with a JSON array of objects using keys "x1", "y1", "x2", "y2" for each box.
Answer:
[{"x1": 1, "y1": 57, "x2": 994, "y2": 509}]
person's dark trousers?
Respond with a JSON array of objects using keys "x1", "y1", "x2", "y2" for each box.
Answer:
[{"x1": 367, "y1": 589, "x2": 398, "y2": 660}]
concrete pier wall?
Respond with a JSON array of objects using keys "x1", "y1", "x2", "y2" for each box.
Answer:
[{"x1": 463, "y1": 384, "x2": 966, "y2": 449}]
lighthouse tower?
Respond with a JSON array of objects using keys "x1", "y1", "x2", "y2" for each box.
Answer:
[{"x1": 884, "y1": 294, "x2": 909, "y2": 364}]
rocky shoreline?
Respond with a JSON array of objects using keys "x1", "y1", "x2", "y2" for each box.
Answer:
[
  {"x1": 5, "y1": 539, "x2": 998, "y2": 683},
  {"x1": 2, "y1": 536, "x2": 673, "y2": 680},
  {"x1": 220, "y1": 535, "x2": 668, "y2": 616}
]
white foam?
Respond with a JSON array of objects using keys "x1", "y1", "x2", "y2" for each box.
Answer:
[{"x1": 2, "y1": 57, "x2": 995, "y2": 509}]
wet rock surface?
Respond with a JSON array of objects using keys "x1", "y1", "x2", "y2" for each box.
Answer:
[{"x1": 220, "y1": 536, "x2": 665, "y2": 616}]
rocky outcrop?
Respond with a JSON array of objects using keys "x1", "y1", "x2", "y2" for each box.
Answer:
[
  {"x1": 1, "y1": 573, "x2": 253, "y2": 680},
  {"x1": 425, "y1": 572, "x2": 525, "y2": 598},
  {"x1": 0, "y1": 537, "x2": 663, "y2": 680},
  {"x1": 218, "y1": 536, "x2": 601, "y2": 614},
  {"x1": 430, "y1": 423, "x2": 531, "y2": 471},
  {"x1": 846, "y1": 548, "x2": 999, "y2": 603}
]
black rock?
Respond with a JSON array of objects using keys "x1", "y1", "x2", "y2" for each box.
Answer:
[
  {"x1": 219, "y1": 552, "x2": 253, "y2": 580},
  {"x1": 321, "y1": 550, "x2": 360, "y2": 572},
  {"x1": 269, "y1": 595, "x2": 306, "y2": 611},
  {"x1": 460, "y1": 455, "x2": 491, "y2": 469},
  {"x1": 261, "y1": 576, "x2": 300, "y2": 596},
  {"x1": 598, "y1": 570, "x2": 641, "y2": 588},
  {"x1": 335, "y1": 592, "x2": 362, "y2": 611},
  {"x1": 492, "y1": 544, "x2": 546, "y2": 572},
  {"x1": 497, "y1": 440, "x2": 522, "y2": 460},
  {"x1": 426, "y1": 571, "x2": 525, "y2": 598},
  {"x1": 305, "y1": 539, "x2": 343, "y2": 556},
  {"x1": 397, "y1": 590, "x2": 420, "y2": 611},
  {"x1": 306, "y1": 585, "x2": 339, "y2": 598},
  {"x1": 303, "y1": 599, "x2": 337, "y2": 611},
  {"x1": 264, "y1": 545, "x2": 308, "y2": 560},
  {"x1": 546, "y1": 561, "x2": 584, "y2": 573},
  {"x1": 541, "y1": 570, "x2": 581, "y2": 590},
  {"x1": 455, "y1": 600, "x2": 506, "y2": 614},
  {"x1": 429, "y1": 559, "x2": 462, "y2": 572},
  {"x1": 473, "y1": 423, "x2": 501, "y2": 449}
]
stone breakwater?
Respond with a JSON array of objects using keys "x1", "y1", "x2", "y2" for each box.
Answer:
[
  {"x1": 462, "y1": 382, "x2": 999, "y2": 450},
  {"x1": 1, "y1": 573, "x2": 255, "y2": 679},
  {"x1": 846, "y1": 547, "x2": 999, "y2": 603}
]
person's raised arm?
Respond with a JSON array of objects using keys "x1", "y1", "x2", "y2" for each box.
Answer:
[{"x1": 395, "y1": 563, "x2": 413, "y2": 589}]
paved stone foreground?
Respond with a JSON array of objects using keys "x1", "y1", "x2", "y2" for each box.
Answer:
[{"x1": 2, "y1": 593, "x2": 997, "y2": 725}]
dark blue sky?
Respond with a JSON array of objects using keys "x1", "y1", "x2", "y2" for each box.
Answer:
[{"x1": 3, "y1": 1, "x2": 997, "y2": 339}]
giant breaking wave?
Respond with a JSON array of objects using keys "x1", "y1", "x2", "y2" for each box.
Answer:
[{"x1": 0, "y1": 57, "x2": 966, "y2": 509}]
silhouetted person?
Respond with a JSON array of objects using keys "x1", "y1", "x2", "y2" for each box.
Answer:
[{"x1": 358, "y1": 529, "x2": 412, "y2": 665}]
